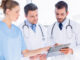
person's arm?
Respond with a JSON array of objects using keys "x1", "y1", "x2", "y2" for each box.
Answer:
[
  {"x1": 22, "y1": 46, "x2": 50, "y2": 57},
  {"x1": 19, "y1": 28, "x2": 50, "y2": 57},
  {"x1": 71, "y1": 23, "x2": 80, "y2": 58}
]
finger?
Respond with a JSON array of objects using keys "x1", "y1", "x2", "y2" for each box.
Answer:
[
  {"x1": 40, "y1": 54, "x2": 46, "y2": 57},
  {"x1": 37, "y1": 54, "x2": 42, "y2": 57},
  {"x1": 62, "y1": 47, "x2": 69, "y2": 49},
  {"x1": 60, "y1": 51, "x2": 68, "y2": 54},
  {"x1": 60, "y1": 50, "x2": 68, "y2": 52},
  {"x1": 39, "y1": 55, "x2": 47, "y2": 60},
  {"x1": 60, "y1": 50, "x2": 69, "y2": 54},
  {"x1": 55, "y1": 43, "x2": 61, "y2": 46},
  {"x1": 60, "y1": 48, "x2": 69, "y2": 51},
  {"x1": 45, "y1": 47, "x2": 50, "y2": 51},
  {"x1": 30, "y1": 55, "x2": 38, "y2": 58}
]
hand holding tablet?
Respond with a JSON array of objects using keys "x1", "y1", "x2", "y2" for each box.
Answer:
[{"x1": 47, "y1": 43, "x2": 70, "y2": 57}]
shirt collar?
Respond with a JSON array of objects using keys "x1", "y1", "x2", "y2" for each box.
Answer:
[
  {"x1": 25, "y1": 20, "x2": 36, "y2": 27},
  {"x1": 57, "y1": 18, "x2": 69, "y2": 27}
]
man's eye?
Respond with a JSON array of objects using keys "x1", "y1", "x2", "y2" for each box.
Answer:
[
  {"x1": 30, "y1": 16, "x2": 34, "y2": 17},
  {"x1": 56, "y1": 14, "x2": 59, "y2": 15},
  {"x1": 61, "y1": 14, "x2": 64, "y2": 16}
]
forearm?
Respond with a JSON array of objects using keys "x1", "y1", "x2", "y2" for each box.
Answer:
[
  {"x1": 22, "y1": 46, "x2": 50, "y2": 57},
  {"x1": 22, "y1": 48, "x2": 43, "y2": 57}
]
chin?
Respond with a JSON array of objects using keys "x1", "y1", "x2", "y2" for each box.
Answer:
[
  {"x1": 32, "y1": 22, "x2": 37, "y2": 24},
  {"x1": 33, "y1": 23, "x2": 37, "y2": 24},
  {"x1": 35, "y1": 22, "x2": 37, "y2": 24},
  {"x1": 58, "y1": 20, "x2": 63, "y2": 23}
]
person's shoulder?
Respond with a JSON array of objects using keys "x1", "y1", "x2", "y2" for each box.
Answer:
[
  {"x1": 37, "y1": 23, "x2": 47, "y2": 29},
  {"x1": 70, "y1": 20, "x2": 77, "y2": 24},
  {"x1": 0, "y1": 21, "x2": 5, "y2": 28},
  {"x1": 0, "y1": 21, "x2": 3, "y2": 25},
  {"x1": 70, "y1": 20, "x2": 80, "y2": 26},
  {"x1": 12, "y1": 24, "x2": 22, "y2": 33},
  {"x1": 38, "y1": 24, "x2": 44, "y2": 27},
  {"x1": 47, "y1": 21, "x2": 57, "y2": 29},
  {"x1": 0, "y1": 21, "x2": 3, "y2": 31},
  {"x1": 70, "y1": 20, "x2": 80, "y2": 31},
  {"x1": 18, "y1": 21, "x2": 24, "y2": 29}
]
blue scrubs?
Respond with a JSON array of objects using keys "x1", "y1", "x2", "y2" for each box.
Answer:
[{"x1": 0, "y1": 21, "x2": 26, "y2": 60}]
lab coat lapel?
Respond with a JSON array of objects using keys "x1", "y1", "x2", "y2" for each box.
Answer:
[
  {"x1": 24, "y1": 24, "x2": 45, "y2": 50},
  {"x1": 53, "y1": 19, "x2": 70, "y2": 44}
]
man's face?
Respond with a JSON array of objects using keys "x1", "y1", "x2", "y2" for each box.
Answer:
[
  {"x1": 26, "y1": 10, "x2": 38, "y2": 24},
  {"x1": 55, "y1": 7, "x2": 68, "y2": 23}
]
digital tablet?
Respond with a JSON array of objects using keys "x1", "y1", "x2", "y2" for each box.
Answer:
[{"x1": 47, "y1": 43, "x2": 70, "y2": 57}]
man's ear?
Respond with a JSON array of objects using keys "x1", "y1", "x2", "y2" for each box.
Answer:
[
  {"x1": 66, "y1": 11, "x2": 69, "y2": 16},
  {"x1": 25, "y1": 15, "x2": 27, "y2": 18},
  {"x1": 6, "y1": 9, "x2": 11, "y2": 15}
]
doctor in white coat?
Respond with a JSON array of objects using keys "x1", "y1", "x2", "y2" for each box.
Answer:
[
  {"x1": 47, "y1": 1, "x2": 80, "y2": 60},
  {"x1": 19, "y1": 3, "x2": 49, "y2": 60}
]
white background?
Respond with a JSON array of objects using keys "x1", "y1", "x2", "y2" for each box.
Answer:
[
  {"x1": 0, "y1": 0, "x2": 80, "y2": 26},
  {"x1": 32, "y1": 0, "x2": 80, "y2": 25}
]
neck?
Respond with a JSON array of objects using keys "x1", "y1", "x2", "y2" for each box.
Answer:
[
  {"x1": 58, "y1": 18, "x2": 66, "y2": 23},
  {"x1": 3, "y1": 16, "x2": 12, "y2": 28}
]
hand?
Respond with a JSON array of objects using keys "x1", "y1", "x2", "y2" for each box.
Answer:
[
  {"x1": 30, "y1": 54, "x2": 47, "y2": 60},
  {"x1": 39, "y1": 54, "x2": 47, "y2": 60},
  {"x1": 54, "y1": 43, "x2": 61, "y2": 46},
  {"x1": 41, "y1": 46, "x2": 51, "y2": 52},
  {"x1": 60, "y1": 48, "x2": 73, "y2": 55},
  {"x1": 30, "y1": 55, "x2": 39, "y2": 60}
]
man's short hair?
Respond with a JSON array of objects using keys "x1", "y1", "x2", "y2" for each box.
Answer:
[
  {"x1": 55, "y1": 1, "x2": 68, "y2": 12},
  {"x1": 24, "y1": 3, "x2": 38, "y2": 15}
]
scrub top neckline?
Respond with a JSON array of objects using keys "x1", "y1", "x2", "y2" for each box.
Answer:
[{"x1": 1, "y1": 21, "x2": 13, "y2": 30}]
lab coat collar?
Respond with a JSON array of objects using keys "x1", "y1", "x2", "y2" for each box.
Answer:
[
  {"x1": 62, "y1": 18, "x2": 69, "y2": 26},
  {"x1": 24, "y1": 20, "x2": 36, "y2": 28},
  {"x1": 57, "y1": 18, "x2": 69, "y2": 27}
]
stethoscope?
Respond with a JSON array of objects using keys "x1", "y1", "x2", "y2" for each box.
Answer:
[
  {"x1": 51, "y1": 20, "x2": 73, "y2": 39},
  {"x1": 22, "y1": 21, "x2": 45, "y2": 41}
]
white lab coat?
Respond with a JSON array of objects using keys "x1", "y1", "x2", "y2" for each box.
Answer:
[
  {"x1": 19, "y1": 22, "x2": 48, "y2": 60},
  {"x1": 47, "y1": 18, "x2": 80, "y2": 60}
]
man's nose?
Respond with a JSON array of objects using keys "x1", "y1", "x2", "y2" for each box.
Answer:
[{"x1": 57, "y1": 15, "x2": 62, "y2": 18}]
